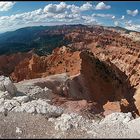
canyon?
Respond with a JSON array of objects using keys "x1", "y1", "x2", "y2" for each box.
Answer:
[
  {"x1": 1, "y1": 24, "x2": 140, "y2": 138},
  {"x1": 0, "y1": 25, "x2": 140, "y2": 136},
  {"x1": 0, "y1": 24, "x2": 140, "y2": 118}
]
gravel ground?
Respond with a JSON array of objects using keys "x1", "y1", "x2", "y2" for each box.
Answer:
[
  {"x1": 0, "y1": 112, "x2": 140, "y2": 139},
  {"x1": 0, "y1": 112, "x2": 90, "y2": 139}
]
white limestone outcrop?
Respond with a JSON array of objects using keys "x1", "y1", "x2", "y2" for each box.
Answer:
[{"x1": 0, "y1": 76, "x2": 17, "y2": 99}]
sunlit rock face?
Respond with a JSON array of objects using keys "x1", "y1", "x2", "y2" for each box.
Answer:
[
  {"x1": 11, "y1": 47, "x2": 81, "y2": 82},
  {"x1": 0, "y1": 52, "x2": 32, "y2": 77}
]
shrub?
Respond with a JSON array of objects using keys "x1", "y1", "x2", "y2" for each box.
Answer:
[{"x1": 96, "y1": 45, "x2": 101, "y2": 48}]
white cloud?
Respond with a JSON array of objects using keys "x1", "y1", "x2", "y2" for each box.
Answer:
[
  {"x1": 0, "y1": 2, "x2": 15, "y2": 11},
  {"x1": 121, "y1": 15, "x2": 125, "y2": 20},
  {"x1": 0, "y1": 4, "x2": 82, "y2": 32},
  {"x1": 0, "y1": 2, "x2": 111, "y2": 33},
  {"x1": 0, "y1": 8, "x2": 46, "y2": 28},
  {"x1": 95, "y1": 2, "x2": 111, "y2": 10},
  {"x1": 128, "y1": 20, "x2": 132, "y2": 24},
  {"x1": 44, "y1": 2, "x2": 67, "y2": 14},
  {"x1": 112, "y1": 16, "x2": 115, "y2": 19},
  {"x1": 82, "y1": 15, "x2": 98, "y2": 24},
  {"x1": 92, "y1": 13, "x2": 114, "y2": 19},
  {"x1": 44, "y1": 2, "x2": 93, "y2": 15},
  {"x1": 125, "y1": 20, "x2": 132, "y2": 27},
  {"x1": 80, "y1": 2, "x2": 93, "y2": 11},
  {"x1": 68, "y1": 4, "x2": 80, "y2": 14},
  {"x1": 114, "y1": 21, "x2": 119, "y2": 26},
  {"x1": 0, "y1": 2, "x2": 83, "y2": 26},
  {"x1": 127, "y1": 9, "x2": 138, "y2": 16},
  {"x1": 125, "y1": 24, "x2": 140, "y2": 31},
  {"x1": 1, "y1": 1, "x2": 140, "y2": 33}
]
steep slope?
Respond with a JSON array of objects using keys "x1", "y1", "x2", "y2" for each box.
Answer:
[
  {"x1": 0, "y1": 24, "x2": 140, "y2": 116},
  {"x1": 80, "y1": 51, "x2": 139, "y2": 116},
  {"x1": 11, "y1": 46, "x2": 81, "y2": 82},
  {"x1": 89, "y1": 45, "x2": 140, "y2": 115},
  {"x1": 0, "y1": 25, "x2": 86, "y2": 55},
  {"x1": 0, "y1": 52, "x2": 32, "y2": 76}
]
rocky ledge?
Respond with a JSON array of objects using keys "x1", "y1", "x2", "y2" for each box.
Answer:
[{"x1": 0, "y1": 75, "x2": 140, "y2": 138}]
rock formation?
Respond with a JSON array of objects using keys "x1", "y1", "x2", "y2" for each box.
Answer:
[
  {"x1": 0, "y1": 76, "x2": 17, "y2": 99},
  {"x1": 0, "y1": 52, "x2": 32, "y2": 76},
  {"x1": 79, "y1": 51, "x2": 139, "y2": 116},
  {"x1": 0, "y1": 73, "x2": 140, "y2": 139},
  {"x1": 0, "y1": 25, "x2": 140, "y2": 117},
  {"x1": 11, "y1": 47, "x2": 81, "y2": 82}
]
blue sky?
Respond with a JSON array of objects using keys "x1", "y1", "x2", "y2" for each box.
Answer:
[{"x1": 0, "y1": 1, "x2": 140, "y2": 33}]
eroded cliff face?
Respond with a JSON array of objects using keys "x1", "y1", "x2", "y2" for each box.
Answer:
[
  {"x1": 89, "y1": 45, "x2": 140, "y2": 115},
  {"x1": 80, "y1": 51, "x2": 127, "y2": 102},
  {"x1": 45, "y1": 50, "x2": 138, "y2": 116},
  {"x1": 11, "y1": 46, "x2": 81, "y2": 82},
  {"x1": 0, "y1": 46, "x2": 139, "y2": 116},
  {"x1": 92, "y1": 46, "x2": 140, "y2": 88},
  {"x1": 79, "y1": 51, "x2": 139, "y2": 116},
  {"x1": 64, "y1": 26, "x2": 140, "y2": 115},
  {"x1": 0, "y1": 52, "x2": 32, "y2": 76},
  {"x1": 0, "y1": 26, "x2": 140, "y2": 116}
]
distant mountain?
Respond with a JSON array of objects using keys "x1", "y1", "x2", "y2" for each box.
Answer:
[
  {"x1": 0, "y1": 24, "x2": 139, "y2": 56},
  {"x1": 0, "y1": 24, "x2": 88, "y2": 55},
  {"x1": 0, "y1": 25, "x2": 86, "y2": 55}
]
